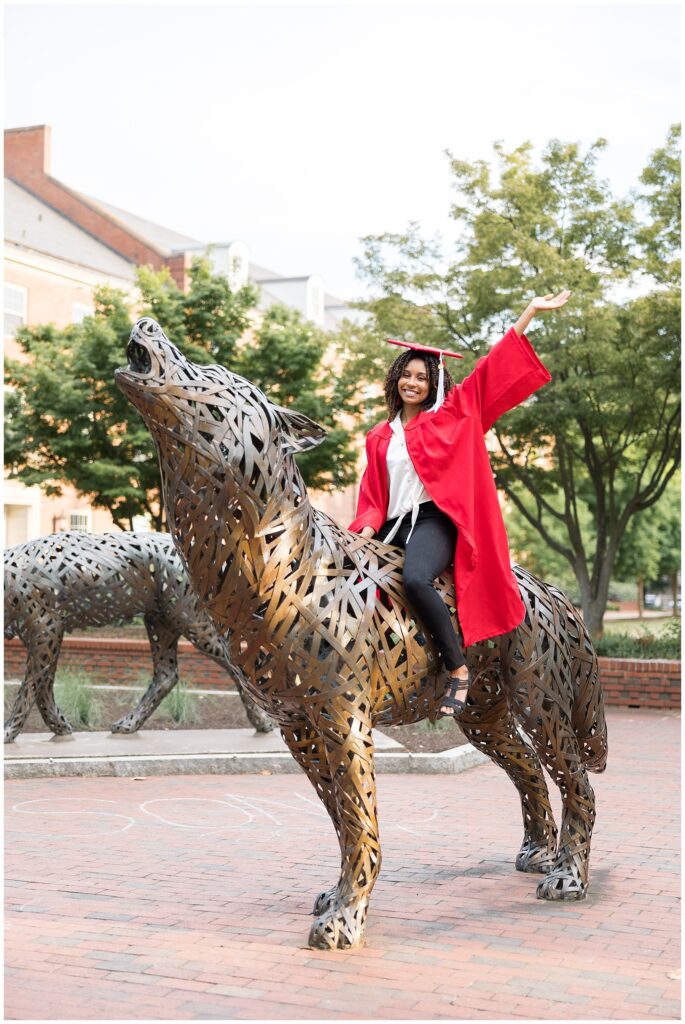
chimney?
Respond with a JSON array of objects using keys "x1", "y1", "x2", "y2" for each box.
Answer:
[{"x1": 5, "y1": 124, "x2": 52, "y2": 180}]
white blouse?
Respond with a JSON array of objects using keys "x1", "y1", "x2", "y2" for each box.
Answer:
[{"x1": 383, "y1": 411, "x2": 432, "y2": 545}]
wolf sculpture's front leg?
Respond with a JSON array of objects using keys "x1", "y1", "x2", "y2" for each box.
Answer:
[
  {"x1": 5, "y1": 624, "x2": 67, "y2": 742},
  {"x1": 111, "y1": 613, "x2": 180, "y2": 733},
  {"x1": 280, "y1": 718, "x2": 341, "y2": 916},
  {"x1": 306, "y1": 703, "x2": 381, "y2": 950},
  {"x1": 24, "y1": 623, "x2": 71, "y2": 738}
]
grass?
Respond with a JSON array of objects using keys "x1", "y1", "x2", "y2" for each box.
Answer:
[
  {"x1": 158, "y1": 680, "x2": 200, "y2": 726},
  {"x1": 63, "y1": 671, "x2": 202, "y2": 727},
  {"x1": 602, "y1": 615, "x2": 678, "y2": 637},
  {"x1": 53, "y1": 669, "x2": 105, "y2": 729},
  {"x1": 419, "y1": 716, "x2": 455, "y2": 732}
]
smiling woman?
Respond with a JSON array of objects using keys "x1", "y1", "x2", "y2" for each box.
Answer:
[{"x1": 349, "y1": 293, "x2": 570, "y2": 716}]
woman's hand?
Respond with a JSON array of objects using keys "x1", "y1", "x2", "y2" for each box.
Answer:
[
  {"x1": 360, "y1": 526, "x2": 376, "y2": 539},
  {"x1": 530, "y1": 290, "x2": 571, "y2": 312},
  {"x1": 514, "y1": 290, "x2": 571, "y2": 337}
]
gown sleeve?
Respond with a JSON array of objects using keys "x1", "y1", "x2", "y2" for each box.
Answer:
[
  {"x1": 347, "y1": 433, "x2": 387, "y2": 534},
  {"x1": 449, "y1": 326, "x2": 552, "y2": 432}
]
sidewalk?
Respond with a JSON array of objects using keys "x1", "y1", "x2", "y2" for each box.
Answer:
[
  {"x1": 5, "y1": 707, "x2": 680, "y2": 1020},
  {"x1": 4, "y1": 726, "x2": 487, "y2": 779}
]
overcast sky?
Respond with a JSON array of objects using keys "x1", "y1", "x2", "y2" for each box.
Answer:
[{"x1": 5, "y1": 2, "x2": 681, "y2": 302}]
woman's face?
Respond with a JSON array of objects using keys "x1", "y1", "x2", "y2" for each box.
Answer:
[{"x1": 398, "y1": 357, "x2": 430, "y2": 408}]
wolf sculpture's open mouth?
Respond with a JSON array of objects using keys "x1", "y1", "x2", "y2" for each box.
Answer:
[{"x1": 126, "y1": 338, "x2": 152, "y2": 374}]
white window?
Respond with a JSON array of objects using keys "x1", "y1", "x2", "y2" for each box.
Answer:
[
  {"x1": 225, "y1": 241, "x2": 249, "y2": 291},
  {"x1": 72, "y1": 302, "x2": 93, "y2": 324},
  {"x1": 4, "y1": 504, "x2": 30, "y2": 547},
  {"x1": 69, "y1": 510, "x2": 92, "y2": 532},
  {"x1": 312, "y1": 285, "x2": 324, "y2": 324},
  {"x1": 4, "y1": 284, "x2": 27, "y2": 337},
  {"x1": 307, "y1": 276, "x2": 325, "y2": 327},
  {"x1": 227, "y1": 252, "x2": 248, "y2": 292}
]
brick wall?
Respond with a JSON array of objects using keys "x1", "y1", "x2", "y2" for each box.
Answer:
[
  {"x1": 4, "y1": 637, "x2": 681, "y2": 708},
  {"x1": 165, "y1": 252, "x2": 192, "y2": 292},
  {"x1": 3, "y1": 637, "x2": 238, "y2": 691},
  {"x1": 598, "y1": 657, "x2": 680, "y2": 709}
]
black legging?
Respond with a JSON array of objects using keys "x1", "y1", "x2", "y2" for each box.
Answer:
[{"x1": 376, "y1": 500, "x2": 466, "y2": 670}]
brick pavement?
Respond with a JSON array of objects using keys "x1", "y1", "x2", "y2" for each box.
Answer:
[{"x1": 5, "y1": 707, "x2": 680, "y2": 1020}]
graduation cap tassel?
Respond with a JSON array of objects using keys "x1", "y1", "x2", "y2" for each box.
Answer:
[{"x1": 430, "y1": 352, "x2": 445, "y2": 413}]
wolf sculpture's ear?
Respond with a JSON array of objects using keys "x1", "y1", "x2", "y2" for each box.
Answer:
[{"x1": 272, "y1": 403, "x2": 327, "y2": 454}]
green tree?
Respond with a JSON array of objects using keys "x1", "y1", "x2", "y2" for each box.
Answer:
[
  {"x1": 613, "y1": 470, "x2": 681, "y2": 615},
  {"x1": 234, "y1": 302, "x2": 358, "y2": 490},
  {"x1": 637, "y1": 123, "x2": 681, "y2": 286},
  {"x1": 5, "y1": 291, "x2": 154, "y2": 530},
  {"x1": 328, "y1": 316, "x2": 391, "y2": 433},
  {"x1": 5, "y1": 258, "x2": 358, "y2": 528},
  {"x1": 504, "y1": 486, "x2": 595, "y2": 605},
  {"x1": 350, "y1": 127, "x2": 680, "y2": 637},
  {"x1": 135, "y1": 256, "x2": 258, "y2": 365}
]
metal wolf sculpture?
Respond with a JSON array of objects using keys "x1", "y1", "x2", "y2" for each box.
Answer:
[
  {"x1": 116, "y1": 317, "x2": 608, "y2": 950},
  {"x1": 4, "y1": 531, "x2": 274, "y2": 742}
]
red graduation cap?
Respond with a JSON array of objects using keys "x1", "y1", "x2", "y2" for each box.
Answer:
[
  {"x1": 385, "y1": 338, "x2": 464, "y2": 360},
  {"x1": 386, "y1": 338, "x2": 464, "y2": 413}
]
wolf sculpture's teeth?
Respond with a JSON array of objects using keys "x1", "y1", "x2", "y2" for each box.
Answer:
[{"x1": 126, "y1": 339, "x2": 152, "y2": 374}]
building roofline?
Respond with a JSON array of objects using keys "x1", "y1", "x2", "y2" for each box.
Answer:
[
  {"x1": 67, "y1": 188, "x2": 171, "y2": 257},
  {"x1": 258, "y1": 276, "x2": 318, "y2": 284},
  {"x1": 5, "y1": 124, "x2": 51, "y2": 134},
  {"x1": 5, "y1": 176, "x2": 143, "y2": 269}
]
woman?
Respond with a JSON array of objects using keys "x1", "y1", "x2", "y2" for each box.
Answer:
[{"x1": 348, "y1": 292, "x2": 569, "y2": 717}]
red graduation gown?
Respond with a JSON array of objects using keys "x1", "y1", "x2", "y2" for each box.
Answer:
[{"x1": 348, "y1": 327, "x2": 552, "y2": 647}]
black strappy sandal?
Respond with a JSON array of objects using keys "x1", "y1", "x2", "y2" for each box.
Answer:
[{"x1": 438, "y1": 668, "x2": 472, "y2": 718}]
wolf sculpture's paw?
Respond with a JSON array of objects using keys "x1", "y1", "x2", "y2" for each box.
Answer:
[
  {"x1": 312, "y1": 886, "x2": 338, "y2": 916},
  {"x1": 4, "y1": 724, "x2": 18, "y2": 744},
  {"x1": 110, "y1": 714, "x2": 141, "y2": 734},
  {"x1": 536, "y1": 866, "x2": 587, "y2": 901},
  {"x1": 515, "y1": 837, "x2": 556, "y2": 874},
  {"x1": 308, "y1": 897, "x2": 368, "y2": 950}
]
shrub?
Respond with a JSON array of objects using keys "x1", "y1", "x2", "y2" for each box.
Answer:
[
  {"x1": 596, "y1": 619, "x2": 681, "y2": 660},
  {"x1": 54, "y1": 670, "x2": 104, "y2": 729},
  {"x1": 159, "y1": 681, "x2": 200, "y2": 726}
]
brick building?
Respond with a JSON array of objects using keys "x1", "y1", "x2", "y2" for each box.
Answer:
[{"x1": 4, "y1": 124, "x2": 361, "y2": 544}]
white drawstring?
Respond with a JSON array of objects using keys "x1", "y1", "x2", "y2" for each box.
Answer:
[
  {"x1": 430, "y1": 354, "x2": 446, "y2": 413},
  {"x1": 382, "y1": 498, "x2": 422, "y2": 546}
]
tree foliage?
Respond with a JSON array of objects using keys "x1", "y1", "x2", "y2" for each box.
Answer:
[
  {"x1": 636, "y1": 123, "x2": 681, "y2": 285},
  {"x1": 613, "y1": 470, "x2": 681, "y2": 586},
  {"x1": 5, "y1": 258, "x2": 359, "y2": 529},
  {"x1": 347, "y1": 127, "x2": 681, "y2": 635}
]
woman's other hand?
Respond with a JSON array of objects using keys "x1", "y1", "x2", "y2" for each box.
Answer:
[
  {"x1": 514, "y1": 290, "x2": 571, "y2": 336},
  {"x1": 531, "y1": 290, "x2": 571, "y2": 312},
  {"x1": 360, "y1": 526, "x2": 376, "y2": 539}
]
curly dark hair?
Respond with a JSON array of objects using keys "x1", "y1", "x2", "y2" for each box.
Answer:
[{"x1": 383, "y1": 349, "x2": 456, "y2": 418}]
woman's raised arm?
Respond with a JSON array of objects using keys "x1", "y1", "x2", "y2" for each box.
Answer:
[{"x1": 514, "y1": 290, "x2": 571, "y2": 337}]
